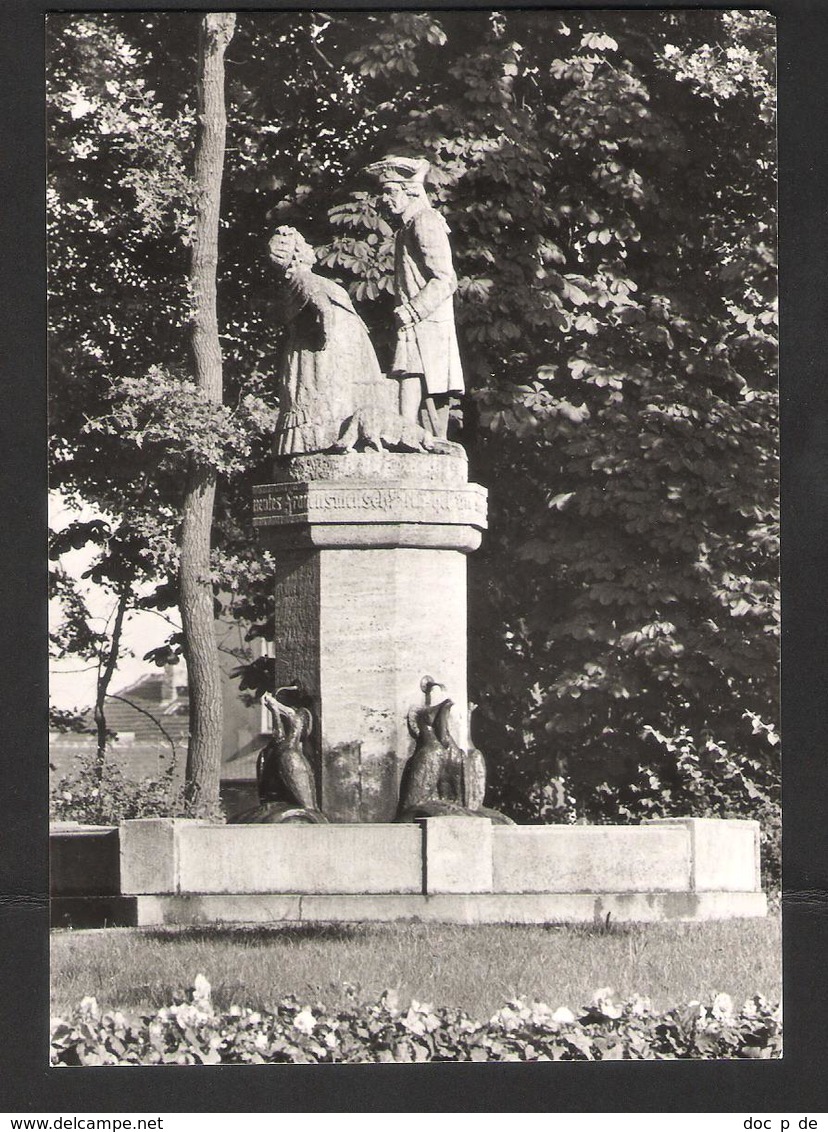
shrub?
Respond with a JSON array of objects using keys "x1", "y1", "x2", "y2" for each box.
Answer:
[
  {"x1": 50, "y1": 976, "x2": 781, "y2": 1064},
  {"x1": 49, "y1": 749, "x2": 190, "y2": 825}
]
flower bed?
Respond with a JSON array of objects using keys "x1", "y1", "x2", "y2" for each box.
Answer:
[{"x1": 50, "y1": 976, "x2": 781, "y2": 1063}]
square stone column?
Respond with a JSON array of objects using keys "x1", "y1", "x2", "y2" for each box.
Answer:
[{"x1": 254, "y1": 450, "x2": 487, "y2": 823}]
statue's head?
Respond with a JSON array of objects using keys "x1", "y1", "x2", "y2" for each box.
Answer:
[
  {"x1": 268, "y1": 226, "x2": 315, "y2": 273},
  {"x1": 363, "y1": 156, "x2": 430, "y2": 219}
]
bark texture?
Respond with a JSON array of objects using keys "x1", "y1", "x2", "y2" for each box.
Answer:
[
  {"x1": 93, "y1": 581, "x2": 132, "y2": 782},
  {"x1": 182, "y1": 13, "x2": 235, "y2": 813}
]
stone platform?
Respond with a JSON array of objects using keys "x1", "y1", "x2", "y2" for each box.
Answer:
[{"x1": 50, "y1": 816, "x2": 767, "y2": 928}]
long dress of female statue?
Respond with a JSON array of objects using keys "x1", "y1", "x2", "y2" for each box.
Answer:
[
  {"x1": 271, "y1": 225, "x2": 446, "y2": 455},
  {"x1": 269, "y1": 226, "x2": 428, "y2": 455}
]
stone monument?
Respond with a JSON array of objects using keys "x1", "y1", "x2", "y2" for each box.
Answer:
[
  {"x1": 254, "y1": 448, "x2": 487, "y2": 822},
  {"x1": 253, "y1": 166, "x2": 487, "y2": 823},
  {"x1": 48, "y1": 157, "x2": 768, "y2": 929}
]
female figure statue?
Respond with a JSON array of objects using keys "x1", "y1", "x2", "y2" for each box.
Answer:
[{"x1": 269, "y1": 226, "x2": 412, "y2": 454}]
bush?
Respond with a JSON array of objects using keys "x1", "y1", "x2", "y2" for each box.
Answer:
[
  {"x1": 49, "y1": 749, "x2": 190, "y2": 825},
  {"x1": 50, "y1": 976, "x2": 781, "y2": 1064}
]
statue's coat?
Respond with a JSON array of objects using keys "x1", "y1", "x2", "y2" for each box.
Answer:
[{"x1": 391, "y1": 204, "x2": 464, "y2": 397}]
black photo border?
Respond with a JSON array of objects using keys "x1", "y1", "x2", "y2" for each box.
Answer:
[{"x1": 2, "y1": 0, "x2": 825, "y2": 1112}]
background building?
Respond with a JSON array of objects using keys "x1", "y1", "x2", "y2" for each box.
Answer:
[{"x1": 50, "y1": 624, "x2": 268, "y2": 817}]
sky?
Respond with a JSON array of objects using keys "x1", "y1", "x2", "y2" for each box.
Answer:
[{"x1": 49, "y1": 493, "x2": 182, "y2": 712}]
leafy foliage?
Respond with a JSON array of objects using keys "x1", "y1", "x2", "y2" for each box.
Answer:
[
  {"x1": 48, "y1": 11, "x2": 778, "y2": 840},
  {"x1": 49, "y1": 747, "x2": 185, "y2": 825},
  {"x1": 301, "y1": 10, "x2": 777, "y2": 842},
  {"x1": 51, "y1": 976, "x2": 781, "y2": 1064},
  {"x1": 83, "y1": 369, "x2": 277, "y2": 478}
]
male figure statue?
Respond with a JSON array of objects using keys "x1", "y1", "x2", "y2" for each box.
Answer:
[{"x1": 364, "y1": 156, "x2": 464, "y2": 439}]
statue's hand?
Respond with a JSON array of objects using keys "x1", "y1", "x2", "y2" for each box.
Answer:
[{"x1": 394, "y1": 304, "x2": 415, "y2": 328}]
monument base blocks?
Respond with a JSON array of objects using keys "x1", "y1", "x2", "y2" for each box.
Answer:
[{"x1": 51, "y1": 816, "x2": 767, "y2": 928}]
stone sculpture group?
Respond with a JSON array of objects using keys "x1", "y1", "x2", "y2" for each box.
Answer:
[
  {"x1": 235, "y1": 154, "x2": 511, "y2": 827},
  {"x1": 269, "y1": 156, "x2": 463, "y2": 458}
]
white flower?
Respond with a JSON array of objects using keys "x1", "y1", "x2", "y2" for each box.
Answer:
[
  {"x1": 79, "y1": 996, "x2": 99, "y2": 1018},
  {"x1": 741, "y1": 994, "x2": 770, "y2": 1018},
  {"x1": 293, "y1": 1008, "x2": 316, "y2": 1035},
  {"x1": 551, "y1": 1006, "x2": 576, "y2": 1024},
  {"x1": 590, "y1": 988, "x2": 622, "y2": 1019},
  {"x1": 528, "y1": 1000, "x2": 554, "y2": 1025},
  {"x1": 192, "y1": 974, "x2": 212, "y2": 1010},
  {"x1": 403, "y1": 1009, "x2": 426, "y2": 1036},
  {"x1": 628, "y1": 995, "x2": 652, "y2": 1017},
  {"x1": 490, "y1": 1004, "x2": 520, "y2": 1030},
  {"x1": 170, "y1": 1003, "x2": 200, "y2": 1029},
  {"x1": 712, "y1": 993, "x2": 734, "y2": 1021}
]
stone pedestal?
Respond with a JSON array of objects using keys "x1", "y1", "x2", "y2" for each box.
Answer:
[{"x1": 253, "y1": 450, "x2": 487, "y2": 822}]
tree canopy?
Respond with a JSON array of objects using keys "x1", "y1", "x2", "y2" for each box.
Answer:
[{"x1": 48, "y1": 9, "x2": 778, "y2": 840}]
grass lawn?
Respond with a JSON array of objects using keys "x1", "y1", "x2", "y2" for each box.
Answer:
[{"x1": 51, "y1": 913, "x2": 781, "y2": 1022}]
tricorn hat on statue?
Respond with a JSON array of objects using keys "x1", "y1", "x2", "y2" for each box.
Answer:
[{"x1": 363, "y1": 155, "x2": 430, "y2": 185}]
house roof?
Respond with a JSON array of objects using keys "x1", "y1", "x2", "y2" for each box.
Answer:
[
  {"x1": 68, "y1": 669, "x2": 191, "y2": 744},
  {"x1": 108, "y1": 670, "x2": 190, "y2": 742}
]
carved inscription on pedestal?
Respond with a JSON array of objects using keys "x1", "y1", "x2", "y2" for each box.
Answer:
[{"x1": 253, "y1": 482, "x2": 488, "y2": 529}]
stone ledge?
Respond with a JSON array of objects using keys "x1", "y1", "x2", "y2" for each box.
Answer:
[
  {"x1": 423, "y1": 816, "x2": 493, "y2": 894},
  {"x1": 51, "y1": 891, "x2": 769, "y2": 929},
  {"x1": 175, "y1": 823, "x2": 423, "y2": 895},
  {"x1": 105, "y1": 818, "x2": 764, "y2": 898},
  {"x1": 645, "y1": 817, "x2": 762, "y2": 892},
  {"x1": 493, "y1": 825, "x2": 692, "y2": 894},
  {"x1": 257, "y1": 522, "x2": 483, "y2": 552}
]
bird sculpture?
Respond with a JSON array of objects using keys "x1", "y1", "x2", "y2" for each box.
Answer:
[
  {"x1": 260, "y1": 690, "x2": 320, "y2": 811},
  {"x1": 431, "y1": 697, "x2": 466, "y2": 804},
  {"x1": 234, "y1": 689, "x2": 326, "y2": 824},
  {"x1": 461, "y1": 702, "x2": 488, "y2": 812},
  {"x1": 396, "y1": 700, "x2": 446, "y2": 815},
  {"x1": 395, "y1": 680, "x2": 514, "y2": 824}
]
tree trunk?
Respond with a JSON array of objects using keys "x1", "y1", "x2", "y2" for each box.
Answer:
[
  {"x1": 181, "y1": 12, "x2": 235, "y2": 814},
  {"x1": 93, "y1": 582, "x2": 132, "y2": 787}
]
